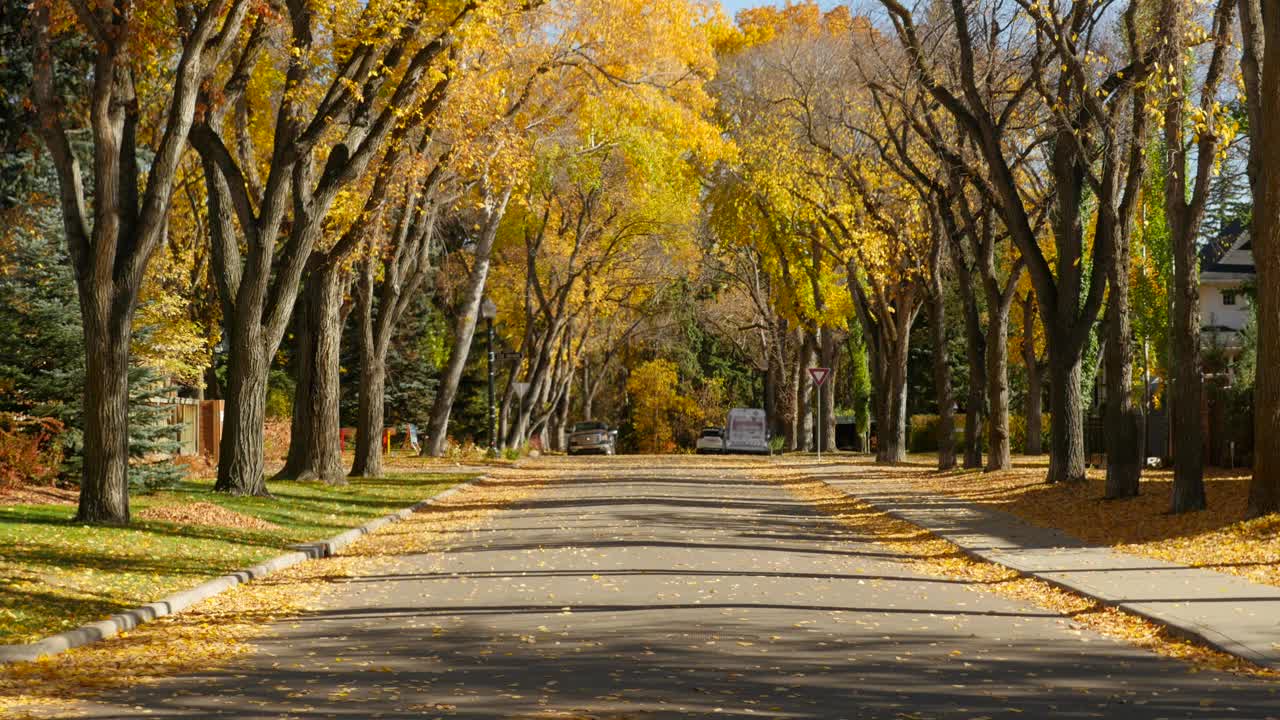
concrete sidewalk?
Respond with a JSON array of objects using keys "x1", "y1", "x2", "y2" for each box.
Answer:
[{"x1": 810, "y1": 465, "x2": 1280, "y2": 672}]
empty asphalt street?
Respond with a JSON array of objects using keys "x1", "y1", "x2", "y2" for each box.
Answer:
[{"x1": 67, "y1": 458, "x2": 1280, "y2": 719}]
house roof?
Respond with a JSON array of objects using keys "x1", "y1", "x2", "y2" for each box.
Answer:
[{"x1": 1200, "y1": 220, "x2": 1254, "y2": 280}]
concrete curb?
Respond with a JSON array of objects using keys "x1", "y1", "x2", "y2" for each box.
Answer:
[
  {"x1": 0, "y1": 479, "x2": 476, "y2": 664},
  {"x1": 808, "y1": 474, "x2": 1280, "y2": 672}
]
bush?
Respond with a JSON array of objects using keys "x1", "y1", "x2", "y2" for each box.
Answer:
[
  {"x1": 909, "y1": 414, "x2": 942, "y2": 453},
  {"x1": 1009, "y1": 413, "x2": 1052, "y2": 454},
  {"x1": 0, "y1": 414, "x2": 64, "y2": 488},
  {"x1": 914, "y1": 413, "x2": 1035, "y2": 455},
  {"x1": 265, "y1": 370, "x2": 295, "y2": 420}
]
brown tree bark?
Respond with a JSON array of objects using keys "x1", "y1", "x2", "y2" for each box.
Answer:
[
  {"x1": 198, "y1": 1, "x2": 466, "y2": 493},
  {"x1": 29, "y1": 0, "x2": 250, "y2": 523},
  {"x1": 798, "y1": 330, "x2": 816, "y2": 452},
  {"x1": 77, "y1": 308, "x2": 133, "y2": 523},
  {"x1": 819, "y1": 327, "x2": 840, "y2": 452},
  {"x1": 880, "y1": 329, "x2": 912, "y2": 463},
  {"x1": 217, "y1": 330, "x2": 272, "y2": 496},
  {"x1": 352, "y1": 340, "x2": 387, "y2": 478},
  {"x1": 1162, "y1": 0, "x2": 1237, "y2": 510},
  {"x1": 879, "y1": 0, "x2": 1140, "y2": 486},
  {"x1": 847, "y1": 268, "x2": 919, "y2": 464},
  {"x1": 984, "y1": 300, "x2": 1014, "y2": 471},
  {"x1": 1020, "y1": 292, "x2": 1046, "y2": 456},
  {"x1": 957, "y1": 265, "x2": 986, "y2": 469},
  {"x1": 1096, "y1": 18, "x2": 1154, "y2": 499},
  {"x1": 1103, "y1": 222, "x2": 1143, "y2": 499},
  {"x1": 276, "y1": 264, "x2": 350, "y2": 485},
  {"x1": 425, "y1": 189, "x2": 512, "y2": 456},
  {"x1": 926, "y1": 228, "x2": 957, "y2": 471},
  {"x1": 1244, "y1": 0, "x2": 1280, "y2": 517},
  {"x1": 1043, "y1": 344, "x2": 1087, "y2": 485}
]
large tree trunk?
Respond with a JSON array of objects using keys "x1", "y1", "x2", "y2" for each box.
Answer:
[
  {"x1": 1021, "y1": 293, "x2": 1045, "y2": 456},
  {"x1": 879, "y1": 330, "x2": 911, "y2": 463},
  {"x1": 424, "y1": 192, "x2": 510, "y2": 456},
  {"x1": 279, "y1": 292, "x2": 316, "y2": 482},
  {"x1": 927, "y1": 280, "x2": 957, "y2": 471},
  {"x1": 550, "y1": 371, "x2": 573, "y2": 452},
  {"x1": 76, "y1": 304, "x2": 133, "y2": 524},
  {"x1": 276, "y1": 264, "x2": 348, "y2": 485},
  {"x1": 1104, "y1": 232, "x2": 1143, "y2": 500},
  {"x1": 1246, "y1": 0, "x2": 1280, "y2": 517},
  {"x1": 30, "y1": 0, "x2": 247, "y2": 526},
  {"x1": 781, "y1": 332, "x2": 801, "y2": 451},
  {"x1": 351, "y1": 257, "x2": 386, "y2": 478},
  {"x1": 1169, "y1": 225, "x2": 1207, "y2": 510},
  {"x1": 984, "y1": 302, "x2": 1013, "y2": 471},
  {"x1": 820, "y1": 329, "x2": 839, "y2": 452},
  {"x1": 962, "y1": 294, "x2": 986, "y2": 469},
  {"x1": 215, "y1": 329, "x2": 271, "y2": 496},
  {"x1": 351, "y1": 347, "x2": 387, "y2": 478},
  {"x1": 1156, "y1": 0, "x2": 1235, "y2": 508},
  {"x1": 1045, "y1": 339, "x2": 1086, "y2": 484},
  {"x1": 798, "y1": 330, "x2": 816, "y2": 452}
]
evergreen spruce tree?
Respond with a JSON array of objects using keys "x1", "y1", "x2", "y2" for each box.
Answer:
[
  {"x1": 0, "y1": 218, "x2": 88, "y2": 477},
  {"x1": 126, "y1": 364, "x2": 183, "y2": 492},
  {"x1": 0, "y1": 217, "x2": 182, "y2": 491}
]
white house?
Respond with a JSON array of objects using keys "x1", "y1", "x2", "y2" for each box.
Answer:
[{"x1": 1199, "y1": 223, "x2": 1254, "y2": 357}]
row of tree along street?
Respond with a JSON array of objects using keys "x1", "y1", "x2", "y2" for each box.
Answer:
[
  {"x1": 706, "y1": 0, "x2": 1280, "y2": 518},
  {"x1": 2, "y1": 0, "x2": 1279, "y2": 524}
]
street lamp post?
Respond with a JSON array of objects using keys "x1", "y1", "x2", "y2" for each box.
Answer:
[{"x1": 481, "y1": 297, "x2": 498, "y2": 454}]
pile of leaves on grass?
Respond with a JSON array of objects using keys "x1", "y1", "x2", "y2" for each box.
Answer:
[
  {"x1": 135, "y1": 502, "x2": 282, "y2": 530},
  {"x1": 0, "y1": 484, "x2": 76, "y2": 506}
]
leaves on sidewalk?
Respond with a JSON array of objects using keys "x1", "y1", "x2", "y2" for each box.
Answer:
[
  {"x1": 897, "y1": 461, "x2": 1280, "y2": 590},
  {"x1": 786, "y1": 475, "x2": 1279, "y2": 680}
]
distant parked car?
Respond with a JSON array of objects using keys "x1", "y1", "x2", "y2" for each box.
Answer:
[
  {"x1": 568, "y1": 421, "x2": 616, "y2": 455},
  {"x1": 695, "y1": 427, "x2": 725, "y2": 454}
]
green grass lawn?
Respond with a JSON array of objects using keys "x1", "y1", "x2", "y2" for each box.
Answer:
[{"x1": 0, "y1": 472, "x2": 473, "y2": 645}]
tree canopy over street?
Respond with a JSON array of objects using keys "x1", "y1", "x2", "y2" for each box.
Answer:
[
  {"x1": 10, "y1": 4, "x2": 1280, "y2": 714},
  {"x1": 2, "y1": 0, "x2": 1279, "y2": 523}
]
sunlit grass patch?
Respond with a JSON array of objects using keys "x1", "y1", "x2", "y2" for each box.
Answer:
[
  {"x1": 0, "y1": 469, "x2": 541, "y2": 718},
  {"x1": 0, "y1": 472, "x2": 472, "y2": 645}
]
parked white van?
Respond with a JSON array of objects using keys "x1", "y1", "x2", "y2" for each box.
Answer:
[{"x1": 725, "y1": 408, "x2": 770, "y2": 455}]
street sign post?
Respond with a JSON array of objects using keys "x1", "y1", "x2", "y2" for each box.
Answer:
[{"x1": 808, "y1": 368, "x2": 831, "y2": 461}]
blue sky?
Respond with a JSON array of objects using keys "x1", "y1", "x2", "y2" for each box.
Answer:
[{"x1": 719, "y1": 0, "x2": 844, "y2": 16}]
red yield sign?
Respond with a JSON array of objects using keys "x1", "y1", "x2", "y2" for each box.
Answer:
[{"x1": 808, "y1": 367, "x2": 831, "y2": 387}]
